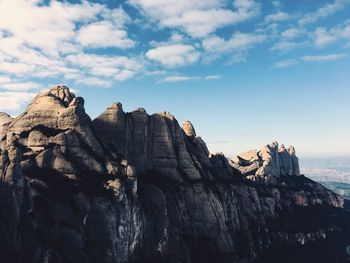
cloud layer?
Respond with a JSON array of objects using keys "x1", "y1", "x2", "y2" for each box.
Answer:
[{"x1": 0, "y1": 0, "x2": 349, "y2": 111}]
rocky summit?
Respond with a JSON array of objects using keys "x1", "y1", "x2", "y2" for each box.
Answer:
[{"x1": 0, "y1": 85, "x2": 349, "y2": 263}]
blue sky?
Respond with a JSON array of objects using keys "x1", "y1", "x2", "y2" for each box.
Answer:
[{"x1": 0, "y1": 0, "x2": 349, "y2": 156}]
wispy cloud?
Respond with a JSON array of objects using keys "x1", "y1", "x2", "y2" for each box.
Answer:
[
  {"x1": 0, "y1": 76, "x2": 11, "y2": 84},
  {"x1": 204, "y1": 75, "x2": 221, "y2": 80},
  {"x1": 281, "y1": 28, "x2": 305, "y2": 39},
  {"x1": 76, "y1": 21, "x2": 135, "y2": 49},
  {"x1": 129, "y1": 0, "x2": 260, "y2": 38},
  {"x1": 314, "y1": 27, "x2": 337, "y2": 47},
  {"x1": 1, "y1": 81, "x2": 43, "y2": 91},
  {"x1": 0, "y1": 0, "x2": 140, "y2": 98},
  {"x1": 202, "y1": 31, "x2": 265, "y2": 62},
  {"x1": 301, "y1": 53, "x2": 347, "y2": 62},
  {"x1": 265, "y1": 11, "x2": 291, "y2": 23},
  {"x1": 270, "y1": 41, "x2": 308, "y2": 52},
  {"x1": 160, "y1": 74, "x2": 222, "y2": 82},
  {"x1": 0, "y1": 91, "x2": 36, "y2": 111},
  {"x1": 146, "y1": 44, "x2": 200, "y2": 67},
  {"x1": 0, "y1": 0, "x2": 350, "y2": 113},
  {"x1": 273, "y1": 53, "x2": 347, "y2": 68},
  {"x1": 299, "y1": 0, "x2": 350, "y2": 25},
  {"x1": 273, "y1": 58, "x2": 299, "y2": 68},
  {"x1": 161, "y1": 75, "x2": 201, "y2": 82},
  {"x1": 66, "y1": 53, "x2": 143, "y2": 83},
  {"x1": 76, "y1": 77, "x2": 112, "y2": 87},
  {"x1": 312, "y1": 21, "x2": 350, "y2": 48}
]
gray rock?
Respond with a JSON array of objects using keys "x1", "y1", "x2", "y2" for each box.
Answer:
[
  {"x1": 0, "y1": 86, "x2": 345, "y2": 263},
  {"x1": 231, "y1": 141, "x2": 302, "y2": 181},
  {"x1": 182, "y1": 120, "x2": 196, "y2": 138}
]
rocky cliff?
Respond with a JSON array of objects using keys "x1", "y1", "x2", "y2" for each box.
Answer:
[
  {"x1": 0, "y1": 85, "x2": 348, "y2": 263},
  {"x1": 230, "y1": 142, "x2": 300, "y2": 183}
]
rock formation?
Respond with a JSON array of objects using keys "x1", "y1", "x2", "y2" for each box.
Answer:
[
  {"x1": 231, "y1": 142, "x2": 301, "y2": 183},
  {"x1": 0, "y1": 85, "x2": 348, "y2": 263}
]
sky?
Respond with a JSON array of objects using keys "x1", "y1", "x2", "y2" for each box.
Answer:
[{"x1": 0, "y1": 0, "x2": 349, "y2": 157}]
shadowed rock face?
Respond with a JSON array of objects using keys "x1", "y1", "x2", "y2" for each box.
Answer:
[{"x1": 0, "y1": 85, "x2": 348, "y2": 263}]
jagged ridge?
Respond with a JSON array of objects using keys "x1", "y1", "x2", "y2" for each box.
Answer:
[{"x1": 0, "y1": 85, "x2": 347, "y2": 263}]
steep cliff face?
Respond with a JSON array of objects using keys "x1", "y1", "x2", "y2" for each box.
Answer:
[
  {"x1": 0, "y1": 86, "x2": 348, "y2": 263},
  {"x1": 0, "y1": 86, "x2": 141, "y2": 263}
]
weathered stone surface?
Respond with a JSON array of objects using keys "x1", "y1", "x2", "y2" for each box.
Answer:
[
  {"x1": 231, "y1": 141, "x2": 302, "y2": 182},
  {"x1": 93, "y1": 108, "x2": 210, "y2": 182},
  {"x1": 0, "y1": 86, "x2": 347, "y2": 263},
  {"x1": 182, "y1": 120, "x2": 196, "y2": 138},
  {"x1": 288, "y1": 145, "x2": 300, "y2": 175},
  {"x1": 0, "y1": 86, "x2": 141, "y2": 263},
  {"x1": 0, "y1": 112, "x2": 13, "y2": 140}
]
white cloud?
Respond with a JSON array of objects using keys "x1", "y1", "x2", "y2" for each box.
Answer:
[
  {"x1": 146, "y1": 44, "x2": 200, "y2": 67},
  {"x1": 0, "y1": 91, "x2": 36, "y2": 111},
  {"x1": 66, "y1": 53, "x2": 142, "y2": 71},
  {"x1": 204, "y1": 75, "x2": 221, "y2": 80},
  {"x1": 299, "y1": 0, "x2": 350, "y2": 25},
  {"x1": 202, "y1": 32, "x2": 265, "y2": 62},
  {"x1": 281, "y1": 28, "x2": 305, "y2": 39},
  {"x1": 129, "y1": 0, "x2": 260, "y2": 37},
  {"x1": 0, "y1": 0, "x2": 140, "y2": 88},
  {"x1": 0, "y1": 76, "x2": 11, "y2": 84},
  {"x1": 273, "y1": 58, "x2": 299, "y2": 68},
  {"x1": 88, "y1": 67, "x2": 120, "y2": 77},
  {"x1": 114, "y1": 70, "x2": 136, "y2": 81},
  {"x1": 203, "y1": 32, "x2": 265, "y2": 53},
  {"x1": 301, "y1": 53, "x2": 347, "y2": 62},
  {"x1": 0, "y1": 0, "x2": 106, "y2": 56},
  {"x1": 316, "y1": 20, "x2": 350, "y2": 47},
  {"x1": 160, "y1": 74, "x2": 221, "y2": 82},
  {"x1": 0, "y1": 62, "x2": 35, "y2": 75},
  {"x1": 314, "y1": 27, "x2": 337, "y2": 47},
  {"x1": 66, "y1": 53, "x2": 143, "y2": 81},
  {"x1": 1, "y1": 81, "x2": 42, "y2": 91},
  {"x1": 76, "y1": 77, "x2": 112, "y2": 87},
  {"x1": 76, "y1": 21, "x2": 134, "y2": 49},
  {"x1": 265, "y1": 12, "x2": 290, "y2": 22},
  {"x1": 334, "y1": 20, "x2": 350, "y2": 42},
  {"x1": 274, "y1": 53, "x2": 347, "y2": 68},
  {"x1": 161, "y1": 75, "x2": 200, "y2": 82},
  {"x1": 270, "y1": 41, "x2": 308, "y2": 52},
  {"x1": 64, "y1": 73, "x2": 82, "y2": 80}
]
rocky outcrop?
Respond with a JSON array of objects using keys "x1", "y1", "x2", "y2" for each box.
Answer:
[
  {"x1": 0, "y1": 112, "x2": 13, "y2": 139},
  {"x1": 182, "y1": 120, "x2": 196, "y2": 138},
  {"x1": 93, "y1": 104, "x2": 234, "y2": 182},
  {"x1": 0, "y1": 85, "x2": 348, "y2": 263},
  {"x1": 0, "y1": 85, "x2": 141, "y2": 263},
  {"x1": 231, "y1": 142, "x2": 301, "y2": 183}
]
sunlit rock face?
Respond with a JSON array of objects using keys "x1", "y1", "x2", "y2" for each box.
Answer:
[
  {"x1": 230, "y1": 142, "x2": 301, "y2": 183},
  {"x1": 0, "y1": 85, "x2": 348, "y2": 263}
]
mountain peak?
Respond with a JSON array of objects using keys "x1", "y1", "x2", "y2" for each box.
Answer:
[
  {"x1": 231, "y1": 141, "x2": 300, "y2": 182},
  {"x1": 0, "y1": 86, "x2": 346, "y2": 263},
  {"x1": 182, "y1": 120, "x2": 196, "y2": 138}
]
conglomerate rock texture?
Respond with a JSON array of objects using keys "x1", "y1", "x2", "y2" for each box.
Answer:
[{"x1": 0, "y1": 85, "x2": 349, "y2": 263}]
